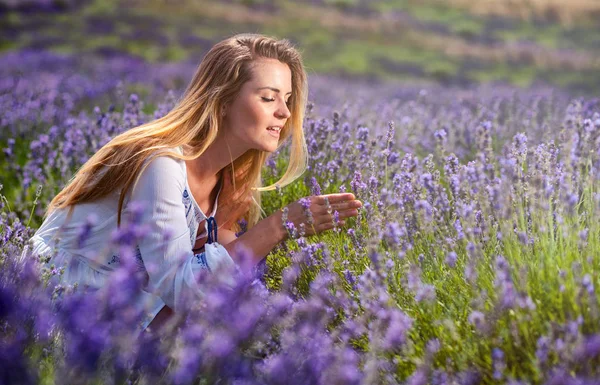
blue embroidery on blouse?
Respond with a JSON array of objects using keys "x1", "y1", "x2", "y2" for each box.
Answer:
[
  {"x1": 183, "y1": 187, "x2": 197, "y2": 246},
  {"x1": 194, "y1": 252, "x2": 211, "y2": 272},
  {"x1": 193, "y1": 204, "x2": 203, "y2": 223},
  {"x1": 134, "y1": 245, "x2": 145, "y2": 271},
  {"x1": 182, "y1": 188, "x2": 192, "y2": 217},
  {"x1": 107, "y1": 247, "x2": 145, "y2": 271}
]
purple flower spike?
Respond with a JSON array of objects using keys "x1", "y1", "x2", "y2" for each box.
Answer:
[
  {"x1": 76, "y1": 213, "x2": 98, "y2": 249},
  {"x1": 310, "y1": 177, "x2": 321, "y2": 196},
  {"x1": 468, "y1": 311, "x2": 486, "y2": 331},
  {"x1": 445, "y1": 251, "x2": 458, "y2": 268}
]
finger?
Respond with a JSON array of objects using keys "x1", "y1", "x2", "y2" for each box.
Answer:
[
  {"x1": 316, "y1": 193, "x2": 356, "y2": 205},
  {"x1": 316, "y1": 221, "x2": 337, "y2": 232},
  {"x1": 314, "y1": 207, "x2": 360, "y2": 217},
  {"x1": 337, "y1": 209, "x2": 359, "y2": 219},
  {"x1": 313, "y1": 211, "x2": 358, "y2": 228},
  {"x1": 313, "y1": 201, "x2": 361, "y2": 216},
  {"x1": 308, "y1": 197, "x2": 324, "y2": 212},
  {"x1": 317, "y1": 219, "x2": 347, "y2": 232},
  {"x1": 329, "y1": 201, "x2": 362, "y2": 211}
]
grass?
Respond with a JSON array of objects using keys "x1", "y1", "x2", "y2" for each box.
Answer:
[
  {"x1": 426, "y1": 0, "x2": 600, "y2": 27},
  {"x1": 494, "y1": 22, "x2": 563, "y2": 49},
  {"x1": 470, "y1": 64, "x2": 536, "y2": 87}
]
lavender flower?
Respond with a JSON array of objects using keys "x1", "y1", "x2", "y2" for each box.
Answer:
[
  {"x1": 310, "y1": 177, "x2": 321, "y2": 196},
  {"x1": 445, "y1": 251, "x2": 457, "y2": 268},
  {"x1": 383, "y1": 222, "x2": 404, "y2": 246},
  {"x1": 299, "y1": 197, "x2": 314, "y2": 225},
  {"x1": 468, "y1": 311, "x2": 486, "y2": 332},
  {"x1": 76, "y1": 213, "x2": 98, "y2": 248}
]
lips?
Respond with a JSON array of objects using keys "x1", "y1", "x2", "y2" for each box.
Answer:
[{"x1": 267, "y1": 126, "x2": 282, "y2": 138}]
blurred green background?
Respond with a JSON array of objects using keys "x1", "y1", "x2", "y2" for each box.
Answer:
[{"x1": 2, "y1": 0, "x2": 600, "y2": 94}]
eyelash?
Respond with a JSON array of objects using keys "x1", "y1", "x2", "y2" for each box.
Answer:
[{"x1": 262, "y1": 97, "x2": 291, "y2": 106}]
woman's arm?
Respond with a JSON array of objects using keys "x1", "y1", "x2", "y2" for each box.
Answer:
[
  {"x1": 131, "y1": 155, "x2": 240, "y2": 312},
  {"x1": 223, "y1": 210, "x2": 286, "y2": 270},
  {"x1": 218, "y1": 228, "x2": 240, "y2": 245}
]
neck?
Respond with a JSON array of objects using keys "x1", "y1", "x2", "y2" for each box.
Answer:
[{"x1": 186, "y1": 130, "x2": 248, "y2": 181}]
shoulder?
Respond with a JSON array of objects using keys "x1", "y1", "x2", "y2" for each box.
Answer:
[
  {"x1": 132, "y1": 147, "x2": 188, "y2": 194},
  {"x1": 142, "y1": 148, "x2": 186, "y2": 179}
]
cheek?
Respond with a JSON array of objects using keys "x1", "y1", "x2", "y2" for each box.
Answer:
[
  {"x1": 241, "y1": 103, "x2": 269, "y2": 130},
  {"x1": 232, "y1": 100, "x2": 261, "y2": 124},
  {"x1": 250, "y1": 103, "x2": 269, "y2": 125}
]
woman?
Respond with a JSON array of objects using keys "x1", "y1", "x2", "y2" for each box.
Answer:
[{"x1": 29, "y1": 33, "x2": 362, "y2": 331}]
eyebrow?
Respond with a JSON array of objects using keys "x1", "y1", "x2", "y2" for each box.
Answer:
[{"x1": 257, "y1": 86, "x2": 292, "y2": 95}]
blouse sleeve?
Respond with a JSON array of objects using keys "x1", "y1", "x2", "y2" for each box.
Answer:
[{"x1": 127, "y1": 154, "x2": 237, "y2": 312}]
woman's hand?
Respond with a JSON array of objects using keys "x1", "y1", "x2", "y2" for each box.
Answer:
[
  {"x1": 223, "y1": 193, "x2": 361, "y2": 267},
  {"x1": 283, "y1": 193, "x2": 362, "y2": 237}
]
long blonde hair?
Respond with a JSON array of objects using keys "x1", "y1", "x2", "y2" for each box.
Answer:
[{"x1": 48, "y1": 33, "x2": 309, "y2": 232}]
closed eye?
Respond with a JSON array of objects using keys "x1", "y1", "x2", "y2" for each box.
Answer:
[{"x1": 262, "y1": 97, "x2": 291, "y2": 106}]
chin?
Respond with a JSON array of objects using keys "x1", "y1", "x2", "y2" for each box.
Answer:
[
  {"x1": 259, "y1": 145, "x2": 277, "y2": 153},
  {"x1": 253, "y1": 139, "x2": 279, "y2": 153}
]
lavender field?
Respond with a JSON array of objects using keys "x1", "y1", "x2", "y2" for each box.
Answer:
[
  {"x1": 3, "y1": 1, "x2": 600, "y2": 383},
  {"x1": 2, "y1": 47, "x2": 600, "y2": 384}
]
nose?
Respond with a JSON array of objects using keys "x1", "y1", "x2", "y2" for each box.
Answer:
[{"x1": 275, "y1": 101, "x2": 291, "y2": 120}]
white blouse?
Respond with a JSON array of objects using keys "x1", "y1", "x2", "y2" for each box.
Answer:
[{"x1": 27, "y1": 146, "x2": 238, "y2": 330}]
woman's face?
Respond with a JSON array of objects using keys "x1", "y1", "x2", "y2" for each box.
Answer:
[{"x1": 222, "y1": 57, "x2": 293, "y2": 153}]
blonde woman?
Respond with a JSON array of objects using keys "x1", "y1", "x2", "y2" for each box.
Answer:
[{"x1": 29, "y1": 33, "x2": 362, "y2": 331}]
